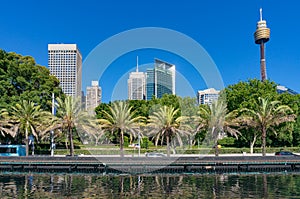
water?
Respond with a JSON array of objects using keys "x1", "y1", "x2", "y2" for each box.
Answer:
[{"x1": 1, "y1": 172, "x2": 300, "y2": 198}]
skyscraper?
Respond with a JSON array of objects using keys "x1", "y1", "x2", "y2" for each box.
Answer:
[
  {"x1": 197, "y1": 88, "x2": 220, "y2": 105},
  {"x1": 146, "y1": 68, "x2": 154, "y2": 100},
  {"x1": 146, "y1": 59, "x2": 175, "y2": 100},
  {"x1": 86, "y1": 81, "x2": 102, "y2": 113},
  {"x1": 128, "y1": 57, "x2": 146, "y2": 100},
  {"x1": 48, "y1": 44, "x2": 82, "y2": 98}
]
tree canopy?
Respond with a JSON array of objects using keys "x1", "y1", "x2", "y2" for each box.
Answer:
[
  {"x1": 0, "y1": 49, "x2": 64, "y2": 111},
  {"x1": 225, "y1": 79, "x2": 300, "y2": 148}
]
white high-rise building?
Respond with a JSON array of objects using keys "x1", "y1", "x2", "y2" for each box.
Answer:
[
  {"x1": 48, "y1": 44, "x2": 82, "y2": 98},
  {"x1": 86, "y1": 81, "x2": 102, "y2": 113},
  {"x1": 197, "y1": 88, "x2": 220, "y2": 105},
  {"x1": 128, "y1": 57, "x2": 146, "y2": 100}
]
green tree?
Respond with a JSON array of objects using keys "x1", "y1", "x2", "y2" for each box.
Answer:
[
  {"x1": 0, "y1": 49, "x2": 63, "y2": 111},
  {"x1": 1, "y1": 100, "x2": 52, "y2": 156},
  {"x1": 225, "y1": 79, "x2": 278, "y2": 112},
  {"x1": 98, "y1": 101, "x2": 143, "y2": 157},
  {"x1": 46, "y1": 96, "x2": 96, "y2": 156},
  {"x1": 0, "y1": 109, "x2": 18, "y2": 138},
  {"x1": 196, "y1": 98, "x2": 240, "y2": 156},
  {"x1": 224, "y1": 79, "x2": 300, "y2": 148},
  {"x1": 95, "y1": 102, "x2": 111, "y2": 119},
  {"x1": 293, "y1": 116, "x2": 300, "y2": 146},
  {"x1": 241, "y1": 97, "x2": 296, "y2": 156},
  {"x1": 274, "y1": 93, "x2": 300, "y2": 147},
  {"x1": 178, "y1": 97, "x2": 198, "y2": 116},
  {"x1": 147, "y1": 105, "x2": 191, "y2": 157},
  {"x1": 243, "y1": 128, "x2": 260, "y2": 154},
  {"x1": 178, "y1": 97, "x2": 198, "y2": 147},
  {"x1": 159, "y1": 94, "x2": 180, "y2": 109},
  {"x1": 128, "y1": 100, "x2": 150, "y2": 118}
]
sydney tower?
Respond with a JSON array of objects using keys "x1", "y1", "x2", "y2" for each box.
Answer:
[{"x1": 254, "y1": 8, "x2": 270, "y2": 81}]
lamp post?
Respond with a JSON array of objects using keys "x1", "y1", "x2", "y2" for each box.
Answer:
[
  {"x1": 138, "y1": 122, "x2": 141, "y2": 157},
  {"x1": 50, "y1": 93, "x2": 55, "y2": 156}
]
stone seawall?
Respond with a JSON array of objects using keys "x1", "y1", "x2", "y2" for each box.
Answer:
[{"x1": 1, "y1": 156, "x2": 300, "y2": 174}]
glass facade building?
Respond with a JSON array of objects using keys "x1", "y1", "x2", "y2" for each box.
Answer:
[
  {"x1": 276, "y1": 85, "x2": 298, "y2": 95},
  {"x1": 146, "y1": 68, "x2": 155, "y2": 100},
  {"x1": 146, "y1": 59, "x2": 175, "y2": 100}
]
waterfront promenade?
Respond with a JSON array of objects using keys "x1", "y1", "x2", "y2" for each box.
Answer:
[{"x1": 1, "y1": 154, "x2": 300, "y2": 174}]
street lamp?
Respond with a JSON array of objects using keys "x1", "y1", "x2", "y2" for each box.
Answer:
[
  {"x1": 50, "y1": 93, "x2": 55, "y2": 156},
  {"x1": 138, "y1": 121, "x2": 141, "y2": 157}
]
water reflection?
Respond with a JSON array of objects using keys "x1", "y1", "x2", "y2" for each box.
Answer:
[{"x1": 0, "y1": 173, "x2": 300, "y2": 198}]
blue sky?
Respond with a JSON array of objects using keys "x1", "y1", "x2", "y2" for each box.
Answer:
[{"x1": 1, "y1": 0, "x2": 299, "y2": 102}]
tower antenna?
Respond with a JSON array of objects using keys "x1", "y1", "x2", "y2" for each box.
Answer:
[{"x1": 260, "y1": 8, "x2": 263, "y2": 21}]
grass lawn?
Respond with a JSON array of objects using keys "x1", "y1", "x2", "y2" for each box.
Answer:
[{"x1": 48, "y1": 145, "x2": 300, "y2": 156}]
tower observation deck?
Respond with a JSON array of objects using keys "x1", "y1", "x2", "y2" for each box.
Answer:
[{"x1": 254, "y1": 8, "x2": 270, "y2": 81}]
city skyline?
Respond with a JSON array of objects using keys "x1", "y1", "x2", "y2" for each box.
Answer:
[{"x1": 1, "y1": 1, "x2": 300, "y2": 102}]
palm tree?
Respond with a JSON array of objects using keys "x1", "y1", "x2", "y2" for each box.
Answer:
[
  {"x1": 196, "y1": 98, "x2": 240, "y2": 156},
  {"x1": 147, "y1": 105, "x2": 191, "y2": 157},
  {"x1": 47, "y1": 96, "x2": 98, "y2": 156},
  {"x1": 91, "y1": 128, "x2": 105, "y2": 146},
  {"x1": 0, "y1": 109, "x2": 18, "y2": 138},
  {"x1": 98, "y1": 101, "x2": 143, "y2": 157},
  {"x1": 241, "y1": 97, "x2": 295, "y2": 156},
  {"x1": 2, "y1": 100, "x2": 52, "y2": 156}
]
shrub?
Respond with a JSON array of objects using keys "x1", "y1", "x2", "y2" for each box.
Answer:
[
  {"x1": 218, "y1": 137, "x2": 236, "y2": 147},
  {"x1": 124, "y1": 136, "x2": 129, "y2": 147}
]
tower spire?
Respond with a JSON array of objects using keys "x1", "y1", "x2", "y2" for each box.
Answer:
[
  {"x1": 260, "y1": 8, "x2": 263, "y2": 21},
  {"x1": 136, "y1": 56, "x2": 139, "y2": 72}
]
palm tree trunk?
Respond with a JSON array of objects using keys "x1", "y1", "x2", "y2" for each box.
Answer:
[
  {"x1": 166, "y1": 135, "x2": 170, "y2": 157},
  {"x1": 120, "y1": 130, "x2": 124, "y2": 157},
  {"x1": 95, "y1": 138, "x2": 98, "y2": 146},
  {"x1": 69, "y1": 127, "x2": 74, "y2": 156},
  {"x1": 250, "y1": 134, "x2": 257, "y2": 154},
  {"x1": 262, "y1": 127, "x2": 266, "y2": 156},
  {"x1": 215, "y1": 142, "x2": 219, "y2": 157},
  {"x1": 25, "y1": 127, "x2": 29, "y2": 156},
  {"x1": 211, "y1": 127, "x2": 219, "y2": 156},
  {"x1": 65, "y1": 137, "x2": 69, "y2": 149}
]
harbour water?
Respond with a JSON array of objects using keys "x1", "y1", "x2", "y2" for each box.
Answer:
[{"x1": 1, "y1": 172, "x2": 300, "y2": 198}]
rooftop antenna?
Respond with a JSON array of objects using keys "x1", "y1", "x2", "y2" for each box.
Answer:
[{"x1": 136, "y1": 56, "x2": 139, "y2": 72}]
